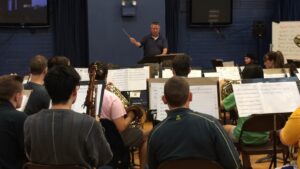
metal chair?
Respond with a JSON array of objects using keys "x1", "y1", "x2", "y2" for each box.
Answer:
[
  {"x1": 23, "y1": 163, "x2": 86, "y2": 169},
  {"x1": 237, "y1": 114, "x2": 289, "y2": 169},
  {"x1": 158, "y1": 159, "x2": 224, "y2": 169}
]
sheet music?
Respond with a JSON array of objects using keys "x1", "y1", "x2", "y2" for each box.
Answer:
[
  {"x1": 233, "y1": 82, "x2": 300, "y2": 117},
  {"x1": 216, "y1": 67, "x2": 241, "y2": 80},
  {"x1": 127, "y1": 66, "x2": 150, "y2": 91},
  {"x1": 162, "y1": 69, "x2": 202, "y2": 78},
  {"x1": 162, "y1": 69, "x2": 173, "y2": 78},
  {"x1": 107, "y1": 66, "x2": 149, "y2": 91},
  {"x1": 149, "y1": 80, "x2": 219, "y2": 120},
  {"x1": 95, "y1": 84, "x2": 104, "y2": 115},
  {"x1": 18, "y1": 90, "x2": 32, "y2": 111},
  {"x1": 204, "y1": 72, "x2": 219, "y2": 78},
  {"x1": 188, "y1": 70, "x2": 202, "y2": 78},
  {"x1": 75, "y1": 68, "x2": 90, "y2": 81},
  {"x1": 264, "y1": 73, "x2": 286, "y2": 78},
  {"x1": 72, "y1": 85, "x2": 88, "y2": 113},
  {"x1": 190, "y1": 85, "x2": 219, "y2": 118},
  {"x1": 296, "y1": 73, "x2": 300, "y2": 80}
]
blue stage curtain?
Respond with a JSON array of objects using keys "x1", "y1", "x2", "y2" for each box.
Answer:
[
  {"x1": 52, "y1": 0, "x2": 89, "y2": 67},
  {"x1": 275, "y1": 0, "x2": 300, "y2": 21},
  {"x1": 165, "y1": 0, "x2": 180, "y2": 53}
]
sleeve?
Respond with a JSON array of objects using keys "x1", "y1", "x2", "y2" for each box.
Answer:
[
  {"x1": 212, "y1": 119, "x2": 241, "y2": 169},
  {"x1": 223, "y1": 93, "x2": 236, "y2": 111},
  {"x1": 162, "y1": 37, "x2": 168, "y2": 48},
  {"x1": 110, "y1": 97, "x2": 127, "y2": 120},
  {"x1": 23, "y1": 115, "x2": 31, "y2": 159},
  {"x1": 140, "y1": 36, "x2": 146, "y2": 48},
  {"x1": 280, "y1": 111, "x2": 300, "y2": 145},
  {"x1": 86, "y1": 121, "x2": 113, "y2": 168},
  {"x1": 147, "y1": 131, "x2": 158, "y2": 169}
]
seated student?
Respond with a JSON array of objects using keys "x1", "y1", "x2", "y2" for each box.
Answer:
[
  {"x1": 24, "y1": 66, "x2": 112, "y2": 169},
  {"x1": 47, "y1": 56, "x2": 71, "y2": 69},
  {"x1": 90, "y1": 61, "x2": 149, "y2": 169},
  {"x1": 24, "y1": 55, "x2": 51, "y2": 115},
  {"x1": 0, "y1": 75, "x2": 27, "y2": 169},
  {"x1": 171, "y1": 54, "x2": 191, "y2": 77},
  {"x1": 223, "y1": 64, "x2": 269, "y2": 145},
  {"x1": 244, "y1": 53, "x2": 257, "y2": 65},
  {"x1": 264, "y1": 51, "x2": 284, "y2": 69},
  {"x1": 280, "y1": 107, "x2": 300, "y2": 168},
  {"x1": 148, "y1": 76, "x2": 241, "y2": 169}
]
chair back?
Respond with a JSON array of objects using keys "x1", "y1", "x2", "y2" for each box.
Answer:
[
  {"x1": 158, "y1": 159, "x2": 224, "y2": 169},
  {"x1": 23, "y1": 163, "x2": 86, "y2": 169},
  {"x1": 241, "y1": 114, "x2": 286, "y2": 133},
  {"x1": 100, "y1": 119, "x2": 130, "y2": 169}
]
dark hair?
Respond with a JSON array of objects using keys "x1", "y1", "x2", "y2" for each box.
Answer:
[
  {"x1": 172, "y1": 54, "x2": 191, "y2": 77},
  {"x1": 48, "y1": 56, "x2": 71, "y2": 70},
  {"x1": 90, "y1": 61, "x2": 108, "y2": 81},
  {"x1": 44, "y1": 66, "x2": 80, "y2": 104},
  {"x1": 264, "y1": 51, "x2": 284, "y2": 68},
  {"x1": 0, "y1": 75, "x2": 23, "y2": 100},
  {"x1": 151, "y1": 21, "x2": 160, "y2": 25},
  {"x1": 241, "y1": 64, "x2": 264, "y2": 79},
  {"x1": 30, "y1": 55, "x2": 48, "y2": 75},
  {"x1": 244, "y1": 53, "x2": 257, "y2": 64},
  {"x1": 164, "y1": 76, "x2": 189, "y2": 107}
]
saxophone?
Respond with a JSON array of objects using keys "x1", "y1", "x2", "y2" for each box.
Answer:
[
  {"x1": 85, "y1": 64, "x2": 97, "y2": 118},
  {"x1": 106, "y1": 83, "x2": 146, "y2": 128}
]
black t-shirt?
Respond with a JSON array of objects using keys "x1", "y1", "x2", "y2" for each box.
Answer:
[
  {"x1": 0, "y1": 101, "x2": 27, "y2": 169},
  {"x1": 24, "y1": 82, "x2": 50, "y2": 115},
  {"x1": 140, "y1": 34, "x2": 168, "y2": 57}
]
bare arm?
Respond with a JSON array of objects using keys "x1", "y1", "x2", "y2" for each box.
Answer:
[
  {"x1": 162, "y1": 48, "x2": 168, "y2": 55},
  {"x1": 130, "y1": 37, "x2": 142, "y2": 47},
  {"x1": 113, "y1": 111, "x2": 135, "y2": 133}
]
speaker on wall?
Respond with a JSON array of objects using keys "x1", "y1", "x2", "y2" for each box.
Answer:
[{"x1": 252, "y1": 21, "x2": 265, "y2": 38}]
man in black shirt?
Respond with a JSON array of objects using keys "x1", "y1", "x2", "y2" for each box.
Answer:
[
  {"x1": 130, "y1": 22, "x2": 168, "y2": 57},
  {"x1": 148, "y1": 77, "x2": 241, "y2": 169},
  {"x1": 24, "y1": 66, "x2": 112, "y2": 169},
  {"x1": 0, "y1": 75, "x2": 27, "y2": 169},
  {"x1": 24, "y1": 55, "x2": 50, "y2": 115}
]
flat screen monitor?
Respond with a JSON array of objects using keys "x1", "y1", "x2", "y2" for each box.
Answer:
[
  {"x1": 0, "y1": 0, "x2": 49, "y2": 27},
  {"x1": 189, "y1": 0, "x2": 232, "y2": 26}
]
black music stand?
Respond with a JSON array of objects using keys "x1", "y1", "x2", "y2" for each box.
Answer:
[{"x1": 138, "y1": 54, "x2": 179, "y2": 78}]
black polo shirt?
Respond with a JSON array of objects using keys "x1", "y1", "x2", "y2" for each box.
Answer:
[
  {"x1": 148, "y1": 108, "x2": 241, "y2": 169},
  {"x1": 140, "y1": 34, "x2": 168, "y2": 57},
  {"x1": 0, "y1": 100, "x2": 27, "y2": 169}
]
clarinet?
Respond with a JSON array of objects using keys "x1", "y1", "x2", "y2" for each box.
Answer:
[{"x1": 85, "y1": 64, "x2": 97, "y2": 118}]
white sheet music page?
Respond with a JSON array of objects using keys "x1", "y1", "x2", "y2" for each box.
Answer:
[
  {"x1": 95, "y1": 84, "x2": 104, "y2": 115},
  {"x1": 233, "y1": 83, "x2": 263, "y2": 117},
  {"x1": 127, "y1": 66, "x2": 150, "y2": 91},
  {"x1": 264, "y1": 73, "x2": 286, "y2": 78},
  {"x1": 149, "y1": 83, "x2": 164, "y2": 110},
  {"x1": 204, "y1": 72, "x2": 219, "y2": 78},
  {"x1": 190, "y1": 85, "x2": 219, "y2": 118},
  {"x1": 107, "y1": 69, "x2": 128, "y2": 91},
  {"x1": 188, "y1": 70, "x2": 202, "y2": 78},
  {"x1": 259, "y1": 82, "x2": 300, "y2": 113},
  {"x1": 162, "y1": 69, "x2": 173, "y2": 78},
  {"x1": 72, "y1": 85, "x2": 88, "y2": 113},
  {"x1": 216, "y1": 67, "x2": 241, "y2": 80},
  {"x1": 18, "y1": 90, "x2": 32, "y2": 112},
  {"x1": 233, "y1": 82, "x2": 300, "y2": 117},
  {"x1": 75, "y1": 68, "x2": 89, "y2": 81}
]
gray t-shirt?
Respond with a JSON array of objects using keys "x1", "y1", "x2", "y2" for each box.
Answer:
[{"x1": 24, "y1": 109, "x2": 112, "y2": 169}]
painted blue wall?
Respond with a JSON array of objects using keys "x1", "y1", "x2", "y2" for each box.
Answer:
[
  {"x1": 87, "y1": 0, "x2": 166, "y2": 66},
  {"x1": 0, "y1": 28, "x2": 53, "y2": 75},
  {"x1": 177, "y1": 0, "x2": 275, "y2": 68}
]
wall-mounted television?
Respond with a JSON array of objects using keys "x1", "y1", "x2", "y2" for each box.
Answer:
[
  {"x1": 0, "y1": 0, "x2": 49, "y2": 28},
  {"x1": 189, "y1": 0, "x2": 232, "y2": 26}
]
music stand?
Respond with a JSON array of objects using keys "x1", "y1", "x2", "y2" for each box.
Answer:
[{"x1": 138, "y1": 54, "x2": 179, "y2": 78}]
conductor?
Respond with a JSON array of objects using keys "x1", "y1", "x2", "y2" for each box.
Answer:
[{"x1": 129, "y1": 21, "x2": 168, "y2": 57}]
